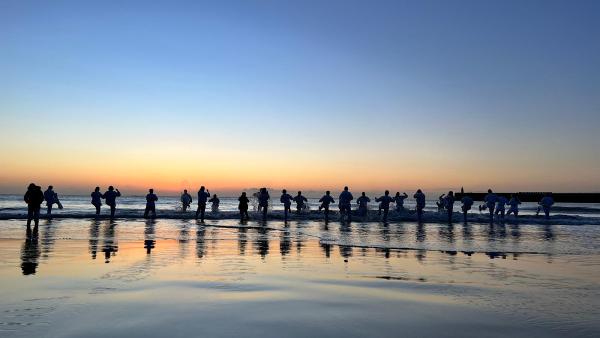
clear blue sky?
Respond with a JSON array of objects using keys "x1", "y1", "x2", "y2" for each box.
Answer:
[{"x1": 1, "y1": 0, "x2": 599, "y2": 194}]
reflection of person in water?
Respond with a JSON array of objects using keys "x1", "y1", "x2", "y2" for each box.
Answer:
[
  {"x1": 144, "y1": 219, "x2": 156, "y2": 254},
  {"x1": 21, "y1": 229, "x2": 41, "y2": 275},
  {"x1": 89, "y1": 220, "x2": 100, "y2": 259},
  {"x1": 102, "y1": 221, "x2": 118, "y2": 263}
]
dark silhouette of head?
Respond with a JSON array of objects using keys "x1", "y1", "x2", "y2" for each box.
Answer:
[
  {"x1": 200, "y1": 186, "x2": 205, "y2": 191},
  {"x1": 48, "y1": 185, "x2": 53, "y2": 190},
  {"x1": 448, "y1": 191, "x2": 454, "y2": 196},
  {"x1": 344, "y1": 186, "x2": 348, "y2": 191},
  {"x1": 184, "y1": 189, "x2": 188, "y2": 194},
  {"x1": 417, "y1": 189, "x2": 422, "y2": 193},
  {"x1": 326, "y1": 191, "x2": 330, "y2": 195},
  {"x1": 95, "y1": 186, "x2": 100, "y2": 192},
  {"x1": 361, "y1": 192, "x2": 366, "y2": 196},
  {"x1": 488, "y1": 189, "x2": 493, "y2": 193},
  {"x1": 108, "y1": 186, "x2": 114, "y2": 191},
  {"x1": 395, "y1": 192, "x2": 400, "y2": 196},
  {"x1": 149, "y1": 188, "x2": 154, "y2": 194},
  {"x1": 297, "y1": 191, "x2": 301, "y2": 195},
  {"x1": 241, "y1": 192, "x2": 247, "y2": 197},
  {"x1": 28, "y1": 183, "x2": 36, "y2": 190},
  {"x1": 282, "y1": 189, "x2": 287, "y2": 194},
  {"x1": 213, "y1": 194, "x2": 217, "y2": 198},
  {"x1": 385, "y1": 190, "x2": 389, "y2": 195}
]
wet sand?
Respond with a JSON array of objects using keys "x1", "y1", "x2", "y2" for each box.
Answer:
[{"x1": 0, "y1": 219, "x2": 598, "y2": 337}]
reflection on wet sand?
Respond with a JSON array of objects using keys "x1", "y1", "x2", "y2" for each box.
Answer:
[
  {"x1": 21, "y1": 226, "x2": 40, "y2": 275},
  {"x1": 102, "y1": 221, "x2": 118, "y2": 263},
  {"x1": 144, "y1": 219, "x2": 156, "y2": 255}
]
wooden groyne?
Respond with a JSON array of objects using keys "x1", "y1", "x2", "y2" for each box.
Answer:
[{"x1": 454, "y1": 192, "x2": 600, "y2": 203}]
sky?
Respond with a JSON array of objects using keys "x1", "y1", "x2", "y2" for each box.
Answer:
[{"x1": 1, "y1": 0, "x2": 599, "y2": 196}]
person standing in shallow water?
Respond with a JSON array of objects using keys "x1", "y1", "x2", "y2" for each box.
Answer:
[
  {"x1": 357, "y1": 192, "x2": 370, "y2": 217},
  {"x1": 484, "y1": 189, "x2": 498, "y2": 222},
  {"x1": 537, "y1": 193, "x2": 555, "y2": 219},
  {"x1": 293, "y1": 191, "x2": 307, "y2": 214},
  {"x1": 394, "y1": 192, "x2": 408, "y2": 212},
  {"x1": 24, "y1": 183, "x2": 44, "y2": 228},
  {"x1": 91, "y1": 187, "x2": 103, "y2": 215},
  {"x1": 102, "y1": 186, "x2": 121, "y2": 218},
  {"x1": 444, "y1": 191, "x2": 455, "y2": 223},
  {"x1": 144, "y1": 188, "x2": 158, "y2": 218},
  {"x1": 43, "y1": 185, "x2": 58, "y2": 215},
  {"x1": 338, "y1": 186, "x2": 354, "y2": 221},
  {"x1": 181, "y1": 189, "x2": 192, "y2": 212},
  {"x1": 258, "y1": 188, "x2": 270, "y2": 221},
  {"x1": 280, "y1": 189, "x2": 293, "y2": 221},
  {"x1": 495, "y1": 195, "x2": 508, "y2": 220},
  {"x1": 196, "y1": 186, "x2": 211, "y2": 221},
  {"x1": 375, "y1": 190, "x2": 394, "y2": 222},
  {"x1": 506, "y1": 194, "x2": 521, "y2": 218},
  {"x1": 209, "y1": 194, "x2": 220, "y2": 213},
  {"x1": 413, "y1": 189, "x2": 426, "y2": 222},
  {"x1": 238, "y1": 192, "x2": 250, "y2": 221},
  {"x1": 318, "y1": 191, "x2": 335, "y2": 220},
  {"x1": 461, "y1": 194, "x2": 474, "y2": 222}
]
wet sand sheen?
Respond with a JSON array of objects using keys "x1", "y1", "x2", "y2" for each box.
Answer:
[{"x1": 0, "y1": 220, "x2": 599, "y2": 337}]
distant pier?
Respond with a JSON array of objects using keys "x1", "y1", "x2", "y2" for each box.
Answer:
[{"x1": 455, "y1": 192, "x2": 600, "y2": 203}]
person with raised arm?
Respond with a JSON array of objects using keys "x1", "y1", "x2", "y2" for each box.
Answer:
[
  {"x1": 181, "y1": 189, "x2": 192, "y2": 212},
  {"x1": 338, "y1": 186, "x2": 354, "y2": 221},
  {"x1": 238, "y1": 192, "x2": 250, "y2": 221},
  {"x1": 102, "y1": 186, "x2": 121, "y2": 219},
  {"x1": 144, "y1": 188, "x2": 158, "y2": 218},
  {"x1": 91, "y1": 187, "x2": 103, "y2": 216},
  {"x1": 394, "y1": 192, "x2": 408, "y2": 212},
  {"x1": 280, "y1": 189, "x2": 293, "y2": 220},
  {"x1": 318, "y1": 191, "x2": 335, "y2": 220},
  {"x1": 293, "y1": 191, "x2": 308, "y2": 214},
  {"x1": 413, "y1": 189, "x2": 426, "y2": 222},
  {"x1": 375, "y1": 190, "x2": 394, "y2": 222},
  {"x1": 196, "y1": 186, "x2": 211, "y2": 221},
  {"x1": 357, "y1": 192, "x2": 371, "y2": 217}
]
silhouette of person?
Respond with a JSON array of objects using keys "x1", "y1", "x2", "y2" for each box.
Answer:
[
  {"x1": 318, "y1": 191, "x2": 335, "y2": 220},
  {"x1": 357, "y1": 192, "x2": 371, "y2": 217},
  {"x1": 444, "y1": 191, "x2": 455, "y2": 223},
  {"x1": 196, "y1": 186, "x2": 211, "y2": 221},
  {"x1": 258, "y1": 188, "x2": 270, "y2": 220},
  {"x1": 43, "y1": 185, "x2": 59, "y2": 215},
  {"x1": 413, "y1": 189, "x2": 426, "y2": 222},
  {"x1": 375, "y1": 190, "x2": 394, "y2": 222},
  {"x1": 506, "y1": 194, "x2": 521, "y2": 217},
  {"x1": 537, "y1": 193, "x2": 554, "y2": 219},
  {"x1": 436, "y1": 193, "x2": 446, "y2": 212},
  {"x1": 338, "y1": 186, "x2": 354, "y2": 221},
  {"x1": 102, "y1": 186, "x2": 121, "y2": 218},
  {"x1": 394, "y1": 192, "x2": 408, "y2": 211},
  {"x1": 484, "y1": 189, "x2": 497, "y2": 221},
  {"x1": 91, "y1": 186, "x2": 102, "y2": 215},
  {"x1": 181, "y1": 189, "x2": 192, "y2": 212},
  {"x1": 144, "y1": 188, "x2": 158, "y2": 218},
  {"x1": 495, "y1": 195, "x2": 508, "y2": 220},
  {"x1": 460, "y1": 194, "x2": 474, "y2": 222},
  {"x1": 293, "y1": 191, "x2": 307, "y2": 214},
  {"x1": 24, "y1": 183, "x2": 44, "y2": 228},
  {"x1": 238, "y1": 192, "x2": 250, "y2": 221},
  {"x1": 280, "y1": 189, "x2": 293, "y2": 220},
  {"x1": 209, "y1": 194, "x2": 220, "y2": 213}
]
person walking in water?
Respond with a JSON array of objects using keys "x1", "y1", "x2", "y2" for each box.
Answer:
[
  {"x1": 413, "y1": 189, "x2": 426, "y2": 222},
  {"x1": 484, "y1": 189, "x2": 497, "y2": 221},
  {"x1": 43, "y1": 185, "x2": 59, "y2": 216},
  {"x1": 24, "y1": 183, "x2": 44, "y2": 229},
  {"x1": 318, "y1": 191, "x2": 335, "y2": 220},
  {"x1": 495, "y1": 195, "x2": 508, "y2": 220},
  {"x1": 375, "y1": 190, "x2": 394, "y2": 222},
  {"x1": 339, "y1": 187, "x2": 354, "y2": 221},
  {"x1": 436, "y1": 193, "x2": 446, "y2": 213},
  {"x1": 506, "y1": 194, "x2": 521, "y2": 218},
  {"x1": 444, "y1": 191, "x2": 455, "y2": 223},
  {"x1": 394, "y1": 192, "x2": 408, "y2": 212},
  {"x1": 91, "y1": 187, "x2": 103, "y2": 216},
  {"x1": 209, "y1": 194, "x2": 220, "y2": 213},
  {"x1": 181, "y1": 189, "x2": 192, "y2": 212},
  {"x1": 144, "y1": 189, "x2": 158, "y2": 218},
  {"x1": 536, "y1": 193, "x2": 555, "y2": 219},
  {"x1": 238, "y1": 192, "x2": 250, "y2": 221},
  {"x1": 460, "y1": 194, "x2": 474, "y2": 222},
  {"x1": 196, "y1": 186, "x2": 211, "y2": 221},
  {"x1": 258, "y1": 188, "x2": 270, "y2": 220},
  {"x1": 280, "y1": 189, "x2": 293, "y2": 220},
  {"x1": 357, "y1": 192, "x2": 370, "y2": 217},
  {"x1": 293, "y1": 191, "x2": 308, "y2": 214},
  {"x1": 102, "y1": 186, "x2": 121, "y2": 218}
]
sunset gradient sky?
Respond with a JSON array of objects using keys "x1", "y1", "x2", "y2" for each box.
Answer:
[{"x1": 1, "y1": 0, "x2": 599, "y2": 195}]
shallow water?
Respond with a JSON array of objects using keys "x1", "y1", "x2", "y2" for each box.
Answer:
[{"x1": 0, "y1": 218, "x2": 599, "y2": 337}]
